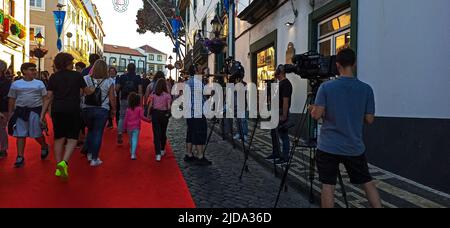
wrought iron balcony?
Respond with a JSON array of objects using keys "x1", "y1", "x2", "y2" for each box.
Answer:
[{"x1": 193, "y1": 39, "x2": 209, "y2": 65}]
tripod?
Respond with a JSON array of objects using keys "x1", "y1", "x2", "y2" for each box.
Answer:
[
  {"x1": 237, "y1": 116, "x2": 260, "y2": 179},
  {"x1": 273, "y1": 83, "x2": 349, "y2": 208}
]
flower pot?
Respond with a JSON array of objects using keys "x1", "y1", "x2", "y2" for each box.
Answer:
[
  {"x1": 18, "y1": 29, "x2": 26, "y2": 39},
  {"x1": 10, "y1": 24, "x2": 19, "y2": 36},
  {"x1": 205, "y1": 38, "x2": 227, "y2": 54}
]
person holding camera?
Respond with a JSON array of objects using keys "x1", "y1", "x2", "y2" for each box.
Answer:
[
  {"x1": 265, "y1": 65, "x2": 292, "y2": 165},
  {"x1": 309, "y1": 48, "x2": 382, "y2": 208},
  {"x1": 7, "y1": 63, "x2": 49, "y2": 168}
]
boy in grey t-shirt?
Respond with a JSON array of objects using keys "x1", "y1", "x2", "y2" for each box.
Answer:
[
  {"x1": 7, "y1": 63, "x2": 49, "y2": 168},
  {"x1": 309, "y1": 49, "x2": 382, "y2": 208}
]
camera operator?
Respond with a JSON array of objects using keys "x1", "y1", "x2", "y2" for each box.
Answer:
[
  {"x1": 232, "y1": 72, "x2": 249, "y2": 142},
  {"x1": 184, "y1": 64, "x2": 212, "y2": 166},
  {"x1": 265, "y1": 65, "x2": 292, "y2": 164},
  {"x1": 309, "y1": 48, "x2": 382, "y2": 208}
]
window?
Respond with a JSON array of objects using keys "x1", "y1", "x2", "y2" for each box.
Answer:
[
  {"x1": 157, "y1": 55, "x2": 162, "y2": 61},
  {"x1": 30, "y1": 0, "x2": 45, "y2": 10},
  {"x1": 149, "y1": 65, "x2": 155, "y2": 73},
  {"x1": 119, "y1": 58, "x2": 127, "y2": 72},
  {"x1": 109, "y1": 57, "x2": 117, "y2": 66},
  {"x1": 194, "y1": 0, "x2": 197, "y2": 12},
  {"x1": 256, "y1": 46, "x2": 275, "y2": 90},
  {"x1": 129, "y1": 59, "x2": 136, "y2": 64},
  {"x1": 318, "y1": 9, "x2": 351, "y2": 56},
  {"x1": 149, "y1": 54, "x2": 154, "y2": 61},
  {"x1": 157, "y1": 65, "x2": 163, "y2": 72},
  {"x1": 29, "y1": 25, "x2": 45, "y2": 44},
  {"x1": 138, "y1": 60, "x2": 145, "y2": 72},
  {"x1": 6, "y1": 0, "x2": 15, "y2": 16}
]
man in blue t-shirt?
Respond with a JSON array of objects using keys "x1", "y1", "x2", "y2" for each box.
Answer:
[{"x1": 309, "y1": 48, "x2": 382, "y2": 208}]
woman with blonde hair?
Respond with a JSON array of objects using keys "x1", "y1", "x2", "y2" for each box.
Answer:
[{"x1": 81, "y1": 59, "x2": 116, "y2": 166}]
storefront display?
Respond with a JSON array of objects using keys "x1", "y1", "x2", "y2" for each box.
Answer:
[{"x1": 256, "y1": 46, "x2": 275, "y2": 90}]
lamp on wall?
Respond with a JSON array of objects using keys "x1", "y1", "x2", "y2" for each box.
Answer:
[
  {"x1": 211, "y1": 15, "x2": 223, "y2": 38},
  {"x1": 286, "y1": 0, "x2": 299, "y2": 27}
]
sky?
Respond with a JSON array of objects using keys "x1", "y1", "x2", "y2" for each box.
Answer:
[{"x1": 92, "y1": 0, "x2": 175, "y2": 63}]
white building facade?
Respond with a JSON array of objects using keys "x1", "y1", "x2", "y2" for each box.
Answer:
[
  {"x1": 103, "y1": 44, "x2": 147, "y2": 75},
  {"x1": 182, "y1": 0, "x2": 450, "y2": 195},
  {"x1": 136, "y1": 45, "x2": 168, "y2": 75}
]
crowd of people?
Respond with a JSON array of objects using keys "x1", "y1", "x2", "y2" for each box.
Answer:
[
  {"x1": 0, "y1": 47, "x2": 381, "y2": 208},
  {"x1": 0, "y1": 52, "x2": 177, "y2": 180}
]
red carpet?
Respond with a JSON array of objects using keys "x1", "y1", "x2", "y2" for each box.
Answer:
[{"x1": 0, "y1": 118, "x2": 195, "y2": 208}]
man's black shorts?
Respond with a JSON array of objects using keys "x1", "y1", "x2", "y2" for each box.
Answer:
[
  {"x1": 186, "y1": 117, "x2": 207, "y2": 145},
  {"x1": 52, "y1": 112, "x2": 82, "y2": 140},
  {"x1": 316, "y1": 150, "x2": 373, "y2": 185}
]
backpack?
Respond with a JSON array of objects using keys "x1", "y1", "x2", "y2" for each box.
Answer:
[
  {"x1": 121, "y1": 75, "x2": 137, "y2": 97},
  {"x1": 85, "y1": 78, "x2": 107, "y2": 106}
]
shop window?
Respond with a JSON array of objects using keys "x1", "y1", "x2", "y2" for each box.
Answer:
[
  {"x1": 318, "y1": 9, "x2": 351, "y2": 56},
  {"x1": 256, "y1": 46, "x2": 275, "y2": 90}
]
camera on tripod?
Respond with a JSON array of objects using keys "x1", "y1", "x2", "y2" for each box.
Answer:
[
  {"x1": 284, "y1": 51, "x2": 338, "y2": 80},
  {"x1": 224, "y1": 56, "x2": 245, "y2": 83}
]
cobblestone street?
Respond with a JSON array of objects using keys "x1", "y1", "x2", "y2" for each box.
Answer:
[{"x1": 167, "y1": 118, "x2": 315, "y2": 208}]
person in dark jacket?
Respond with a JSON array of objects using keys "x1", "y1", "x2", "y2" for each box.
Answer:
[{"x1": 0, "y1": 60, "x2": 11, "y2": 158}]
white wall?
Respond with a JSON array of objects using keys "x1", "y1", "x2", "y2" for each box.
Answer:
[
  {"x1": 104, "y1": 52, "x2": 146, "y2": 73},
  {"x1": 358, "y1": 0, "x2": 450, "y2": 119},
  {"x1": 235, "y1": 0, "x2": 314, "y2": 113}
]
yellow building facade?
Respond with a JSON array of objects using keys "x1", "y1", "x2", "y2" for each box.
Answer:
[
  {"x1": 30, "y1": 0, "x2": 104, "y2": 72},
  {"x1": 0, "y1": 0, "x2": 29, "y2": 74}
]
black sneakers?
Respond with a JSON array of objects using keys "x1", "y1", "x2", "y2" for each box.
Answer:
[
  {"x1": 14, "y1": 156, "x2": 25, "y2": 168},
  {"x1": 0, "y1": 150, "x2": 7, "y2": 158},
  {"x1": 195, "y1": 157, "x2": 212, "y2": 166},
  {"x1": 183, "y1": 155, "x2": 196, "y2": 163}
]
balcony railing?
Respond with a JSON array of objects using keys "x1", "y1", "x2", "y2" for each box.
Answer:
[{"x1": 193, "y1": 39, "x2": 209, "y2": 65}]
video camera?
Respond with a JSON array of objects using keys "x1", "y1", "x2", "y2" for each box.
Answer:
[
  {"x1": 224, "y1": 57, "x2": 245, "y2": 83},
  {"x1": 284, "y1": 51, "x2": 338, "y2": 80}
]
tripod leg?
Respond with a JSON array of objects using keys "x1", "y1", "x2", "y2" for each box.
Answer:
[
  {"x1": 309, "y1": 148, "x2": 316, "y2": 204},
  {"x1": 337, "y1": 170, "x2": 349, "y2": 208},
  {"x1": 237, "y1": 118, "x2": 247, "y2": 179},
  {"x1": 274, "y1": 96, "x2": 312, "y2": 208},
  {"x1": 203, "y1": 118, "x2": 218, "y2": 156},
  {"x1": 239, "y1": 117, "x2": 258, "y2": 179}
]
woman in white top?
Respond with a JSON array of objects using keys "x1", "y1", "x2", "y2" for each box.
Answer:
[{"x1": 82, "y1": 60, "x2": 116, "y2": 167}]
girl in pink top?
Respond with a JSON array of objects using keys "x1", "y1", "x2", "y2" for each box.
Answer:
[
  {"x1": 148, "y1": 78, "x2": 172, "y2": 162},
  {"x1": 123, "y1": 92, "x2": 151, "y2": 160}
]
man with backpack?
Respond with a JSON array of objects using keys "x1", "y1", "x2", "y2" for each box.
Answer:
[{"x1": 115, "y1": 63, "x2": 143, "y2": 144}]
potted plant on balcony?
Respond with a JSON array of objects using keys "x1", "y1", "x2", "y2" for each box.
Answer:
[
  {"x1": 18, "y1": 29, "x2": 26, "y2": 39},
  {"x1": 10, "y1": 23, "x2": 20, "y2": 36},
  {"x1": 1, "y1": 18, "x2": 10, "y2": 42},
  {"x1": 204, "y1": 37, "x2": 227, "y2": 54}
]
